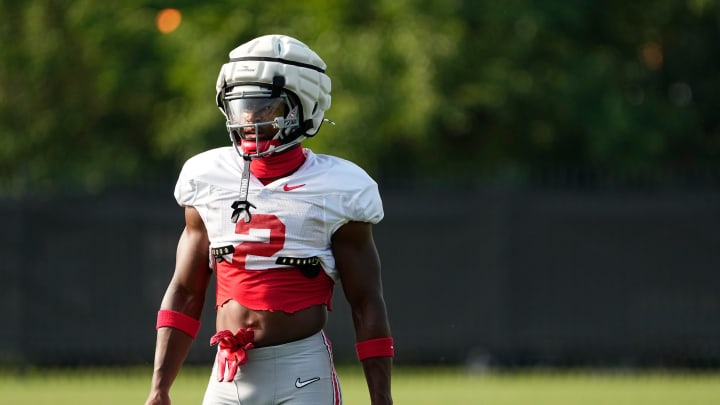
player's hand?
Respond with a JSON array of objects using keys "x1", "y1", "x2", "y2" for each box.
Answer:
[
  {"x1": 145, "y1": 390, "x2": 171, "y2": 405},
  {"x1": 210, "y1": 328, "x2": 255, "y2": 382}
]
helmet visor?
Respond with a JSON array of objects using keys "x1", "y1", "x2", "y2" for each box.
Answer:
[{"x1": 225, "y1": 97, "x2": 288, "y2": 140}]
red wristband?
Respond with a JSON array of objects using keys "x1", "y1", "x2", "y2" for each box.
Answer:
[
  {"x1": 156, "y1": 309, "x2": 201, "y2": 339},
  {"x1": 355, "y1": 337, "x2": 394, "y2": 361}
]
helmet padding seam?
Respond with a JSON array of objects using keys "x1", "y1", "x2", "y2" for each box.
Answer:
[{"x1": 229, "y1": 56, "x2": 326, "y2": 73}]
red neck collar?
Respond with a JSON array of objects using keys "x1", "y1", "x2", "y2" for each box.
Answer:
[{"x1": 250, "y1": 146, "x2": 306, "y2": 184}]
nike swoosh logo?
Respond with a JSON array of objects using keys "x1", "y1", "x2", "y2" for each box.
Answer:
[
  {"x1": 283, "y1": 183, "x2": 306, "y2": 191},
  {"x1": 295, "y1": 377, "x2": 321, "y2": 388}
]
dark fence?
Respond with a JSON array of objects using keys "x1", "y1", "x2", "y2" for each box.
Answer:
[{"x1": 1, "y1": 186, "x2": 719, "y2": 368}]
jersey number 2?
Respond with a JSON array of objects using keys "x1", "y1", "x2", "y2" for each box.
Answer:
[{"x1": 232, "y1": 214, "x2": 285, "y2": 269}]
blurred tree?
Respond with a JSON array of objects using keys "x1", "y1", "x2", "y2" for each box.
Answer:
[
  {"x1": 0, "y1": 0, "x2": 180, "y2": 193},
  {"x1": 0, "y1": 0, "x2": 718, "y2": 194},
  {"x1": 425, "y1": 0, "x2": 720, "y2": 185}
]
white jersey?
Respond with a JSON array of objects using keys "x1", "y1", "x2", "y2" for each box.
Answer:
[{"x1": 174, "y1": 146, "x2": 384, "y2": 284}]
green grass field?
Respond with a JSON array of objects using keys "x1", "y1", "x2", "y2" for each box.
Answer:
[{"x1": 1, "y1": 366, "x2": 719, "y2": 404}]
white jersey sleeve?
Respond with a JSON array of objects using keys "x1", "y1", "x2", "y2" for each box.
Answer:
[
  {"x1": 174, "y1": 146, "x2": 245, "y2": 211},
  {"x1": 315, "y1": 156, "x2": 383, "y2": 234}
]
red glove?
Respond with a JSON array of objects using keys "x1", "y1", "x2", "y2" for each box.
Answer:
[{"x1": 210, "y1": 328, "x2": 255, "y2": 382}]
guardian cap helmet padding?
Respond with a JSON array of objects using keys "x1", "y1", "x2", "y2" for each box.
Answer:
[{"x1": 216, "y1": 35, "x2": 332, "y2": 158}]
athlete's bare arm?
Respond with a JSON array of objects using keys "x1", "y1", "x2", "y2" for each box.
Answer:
[
  {"x1": 333, "y1": 221, "x2": 393, "y2": 405},
  {"x1": 146, "y1": 207, "x2": 213, "y2": 405}
]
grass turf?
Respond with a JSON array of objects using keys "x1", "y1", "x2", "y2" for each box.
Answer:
[{"x1": 1, "y1": 366, "x2": 719, "y2": 404}]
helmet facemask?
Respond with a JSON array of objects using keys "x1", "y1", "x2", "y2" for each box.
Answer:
[{"x1": 222, "y1": 85, "x2": 303, "y2": 159}]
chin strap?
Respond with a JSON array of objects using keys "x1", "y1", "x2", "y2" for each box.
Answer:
[{"x1": 230, "y1": 156, "x2": 256, "y2": 223}]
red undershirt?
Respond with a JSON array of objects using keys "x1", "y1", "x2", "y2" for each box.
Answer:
[{"x1": 250, "y1": 146, "x2": 306, "y2": 184}]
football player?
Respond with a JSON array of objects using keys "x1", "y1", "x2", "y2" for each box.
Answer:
[{"x1": 145, "y1": 34, "x2": 393, "y2": 405}]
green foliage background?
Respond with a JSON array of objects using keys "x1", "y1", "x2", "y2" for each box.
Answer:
[{"x1": 1, "y1": 0, "x2": 719, "y2": 194}]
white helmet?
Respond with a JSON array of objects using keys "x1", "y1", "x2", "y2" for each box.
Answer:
[{"x1": 216, "y1": 35, "x2": 332, "y2": 157}]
